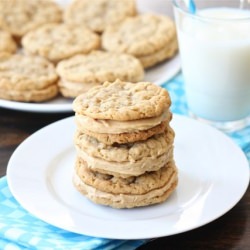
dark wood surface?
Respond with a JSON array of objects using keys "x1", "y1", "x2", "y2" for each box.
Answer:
[{"x1": 0, "y1": 107, "x2": 250, "y2": 250}]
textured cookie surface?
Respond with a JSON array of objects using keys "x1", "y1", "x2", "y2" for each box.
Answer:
[
  {"x1": 64, "y1": 0, "x2": 136, "y2": 33},
  {"x1": 73, "y1": 160, "x2": 178, "y2": 208},
  {"x1": 73, "y1": 79, "x2": 171, "y2": 121},
  {"x1": 0, "y1": 0, "x2": 62, "y2": 38},
  {"x1": 56, "y1": 51, "x2": 144, "y2": 83},
  {"x1": 22, "y1": 23, "x2": 100, "y2": 63},
  {"x1": 0, "y1": 30, "x2": 17, "y2": 54},
  {"x1": 102, "y1": 13, "x2": 177, "y2": 57},
  {"x1": 0, "y1": 53, "x2": 58, "y2": 91}
]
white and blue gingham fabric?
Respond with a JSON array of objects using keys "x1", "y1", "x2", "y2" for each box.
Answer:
[{"x1": 0, "y1": 73, "x2": 249, "y2": 250}]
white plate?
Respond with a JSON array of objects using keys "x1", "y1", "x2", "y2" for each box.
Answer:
[
  {"x1": 7, "y1": 115, "x2": 249, "y2": 239},
  {"x1": 0, "y1": 0, "x2": 181, "y2": 113}
]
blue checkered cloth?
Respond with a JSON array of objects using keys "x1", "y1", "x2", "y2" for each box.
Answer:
[{"x1": 0, "y1": 73, "x2": 249, "y2": 250}]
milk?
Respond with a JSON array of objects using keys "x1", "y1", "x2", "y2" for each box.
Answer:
[{"x1": 176, "y1": 8, "x2": 250, "y2": 121}]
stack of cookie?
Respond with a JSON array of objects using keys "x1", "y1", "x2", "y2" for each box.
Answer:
[{"x1": 73, "y1": 79, "x2": 178, "y2": 209}]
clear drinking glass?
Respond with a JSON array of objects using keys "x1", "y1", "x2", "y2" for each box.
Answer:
[{"x1": 173, "y1": 0, "x2": 250, "y2": 131}]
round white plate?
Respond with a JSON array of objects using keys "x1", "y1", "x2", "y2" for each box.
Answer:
[{"x1": 7, "y1": 115, "x2": 249, "y2": 239}]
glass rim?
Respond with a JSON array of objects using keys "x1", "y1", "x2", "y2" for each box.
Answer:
[{"x1": 172, "y1": 0, "x2": 250, "y2": 22}]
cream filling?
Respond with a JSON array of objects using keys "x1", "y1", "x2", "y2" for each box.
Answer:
[
  {"x1": 73, "y1": 168, "x2": 177, "y2": 205},
  {"x1": 76, "y1": 147, "x2": 173, "y2": 177},
  {"x1": 75, "y1": 109, "x2": 170, "y2": 134}
]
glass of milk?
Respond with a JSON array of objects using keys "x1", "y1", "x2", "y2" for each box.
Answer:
[{"x1": 173, "y1": 0, "x2": 250, "y2": 131}]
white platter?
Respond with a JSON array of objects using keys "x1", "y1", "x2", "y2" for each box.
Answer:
[
  {"x1": 0, "y1": 0, "x2": 180, "y2": 113},
  {"x1": 7, "y1": 115, "x2": 249, "y2": 239}
]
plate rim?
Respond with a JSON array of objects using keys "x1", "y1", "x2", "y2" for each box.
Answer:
[{"x1": 6, "y1": 114, "x2": 250, "y2": 239}]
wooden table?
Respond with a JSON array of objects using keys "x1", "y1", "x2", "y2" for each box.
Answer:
[{"x1": 1, "y1": 107, "x2": 250, "y2": 249}]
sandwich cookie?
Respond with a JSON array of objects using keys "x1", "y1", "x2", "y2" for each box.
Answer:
[
  {"x1": 56, "y1": 51, "x2": 144, "y2": 98},
  {"x1": 74, "y1": 127, "x2": 175, "y2": 177},
  {"x1": 102, "y1": 13, "x2": 178, "y2": 68},
  {"x1": 0, "y1": 53, "x2": 58, "y2": 102},
  {"x1": 73, "y1": 159, "x2": 178, "y2": 209}
]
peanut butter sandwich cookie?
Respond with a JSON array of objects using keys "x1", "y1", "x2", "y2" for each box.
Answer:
[
  {"x1": 0, "y1": 0, "x2": 62, "y2": 39},
  {"x1": 0, "y1": 53, "x2": 58, "y2": 102},
  {"x1": 56, "y1": 51, "x2": 144, "y2": 98},
  {"x1": 64, "y1": 0, "x2": 136, "y2": 33},
  {"x1": 72, "y1": 79, "x2": 178, "y2": 208},
  {"x1": 22, "y1": 23, "x2": 101, "y2": 64},
  {"x1": 102, "y1": 13, "x2": 178, "y2": 68},
  {"x1": 74, "y1": 127, "x2": 175, "y2": 177},
  {"x1": 73, "y1": 79, "x2": 171, "y2": 145},
  {"x1": 73, "y1": 159, "x2": 178, "y2": 209},
  {"x1": 0, "y1": 30, "x2": 17, "y2": 54}
]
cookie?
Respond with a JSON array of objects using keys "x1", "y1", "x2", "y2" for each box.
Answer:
[
  {"x1": 74, "y1": 127, "x2": 175, "y2": 177},
  {"x1": 22, "y1": 23, "x2": 101, "y2": 64},
  {"x1": 0, "y1": 30, "x2": 17, "y2": 54},
  {"x1": 73, "y1": 79, "x2": 171, "y2": 121},
  {"x1": 0, "y1": 53, "x2": 58, "y2": 102},
  {"x1": 56, "y1": 51, "x2": 144, "y2": 98},
  {"x1": 102, "y1": 13, "x2": 178, "y2": 68},
  {"x1": 73, "y1": 159, "x2": 178, "y2": 208},
  {"x1": 64, "y1": 0, "x2": 136, "y2": 33},
  {"x1": 0, "y1": 0, "x2": 62, "y2": 39}
]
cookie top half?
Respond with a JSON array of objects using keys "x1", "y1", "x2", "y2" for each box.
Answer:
[
  {"x1": 22, "y1": 23, "x2": 100, "y2": 63},
  {"x1": 64, "y1": 0, "x2": 136, "y2": 33},
  {"x1": 73, "y1": 79, "x2": 171, "y2": 121},
  {"x1": 0, "y1": 0, "x2": 62, "y2": 38},
  {"x1": 56, "y1": 50, "x2": 144, "y2": 83},
  {"x1": 102, "y1": 13, "x2": 176, "y2": 57},
  {"x1": 0, "y1": 53, "x2": 58, "y2": 91}
]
